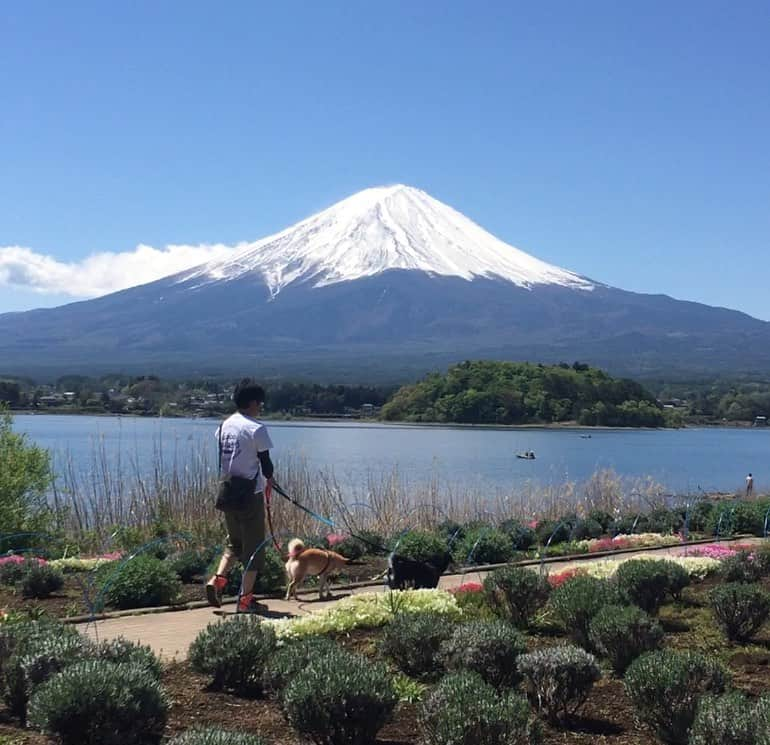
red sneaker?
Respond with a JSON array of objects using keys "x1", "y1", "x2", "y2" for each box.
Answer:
[
  {"x1": 237, "y1": 593, "x2": 267, "y2": 614},
  {"x1": 205, "y1": 575, "x2": 228, "y2": 608}
]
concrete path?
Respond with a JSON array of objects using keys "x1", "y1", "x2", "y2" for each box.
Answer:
[{"x1": 78, "y1": 541, "x2": 738, "y2": 660}]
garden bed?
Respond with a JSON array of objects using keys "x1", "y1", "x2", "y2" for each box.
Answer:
[{"x1": 4, "y1": 563, "x2": 770, "y2": 744}]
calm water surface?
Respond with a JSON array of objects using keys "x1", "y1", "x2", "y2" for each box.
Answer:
[{"x1": 15, "y1": 414, "x2": 770, "y2": 496}]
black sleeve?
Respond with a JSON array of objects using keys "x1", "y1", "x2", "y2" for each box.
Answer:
[{"x1": 258, "y1": 450, "x2": 274, "y2": 479}]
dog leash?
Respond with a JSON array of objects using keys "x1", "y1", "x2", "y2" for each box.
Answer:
[
  {"x1": 263, "y1": 482, "x2": 283, "y2": 553},
  {"x1": 270, "y1": 480, "x2": 392, "y2": 554},
  {"x1": 270, "y1": 481, "x2": 336, "y2": 527}
]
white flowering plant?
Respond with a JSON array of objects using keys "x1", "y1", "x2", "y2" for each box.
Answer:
[{"x1": 267, "y1": 589, "x2": 462, "y2": 640}]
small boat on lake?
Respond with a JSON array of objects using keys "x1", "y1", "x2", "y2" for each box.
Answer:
[
  {"x1": 580, "y1": 434, "x2": 592, "y2": 439},
  {"x1": 516, "y1": 451, "x2": 536, "y2": 460}
]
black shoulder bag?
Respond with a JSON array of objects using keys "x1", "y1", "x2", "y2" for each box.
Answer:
[{"x1": 215, "y1": 420, "x2": 257, "y2": 512}]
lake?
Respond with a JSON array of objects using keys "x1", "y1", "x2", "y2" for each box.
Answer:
[{"x1": 14, "y1": 414, "x2": 770, "y2": 496}]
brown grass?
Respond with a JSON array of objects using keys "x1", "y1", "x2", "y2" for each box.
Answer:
[{"x1": 52, "y1": 439, "x2": 673, "y2": 548}]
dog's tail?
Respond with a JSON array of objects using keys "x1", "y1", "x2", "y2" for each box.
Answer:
[{"x1": 287, "y1": 538, "x2": 306, "y2": 558}]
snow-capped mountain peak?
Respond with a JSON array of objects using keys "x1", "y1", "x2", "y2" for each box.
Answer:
[{"x1": 178, "y1": 184, "x2": 594, "y2": 295}]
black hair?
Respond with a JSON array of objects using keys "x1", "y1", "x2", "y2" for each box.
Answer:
[{"x1": 233, "y1": 378, "x2": 266, "y2": 410}]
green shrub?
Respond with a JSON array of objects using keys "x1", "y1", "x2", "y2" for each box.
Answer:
[
  {"x1": 170, "y1": 547, "x2": 217, "y2": 583},
  {"x1": 517, "y1": 645, "x2": 600, "y2": 724},
  {"x1": 98, "y1": 555, "x2": 181, "y2": 610},
  {"x1": 332, "y1": 537, "x2": 366, "y2": 560},
  {"x1": 0, "y1": 619, "x2": 82, "y2": 718},
  {"x1": 571, "y1": 518, "x2": 604, "y2": 540},
  {"x1": 282, "y1": 653, "x2": 396, "y2": 745},
  {"x1": 27, "y1": 660, "x2": 168, "y2": 745},
  {"x1": 20, "y1": 563, "x2": 64, "y2": 599},
  {"x1": 689, "y1": 692, "x2": 757, "y2": 745},
  {"x1": 624, "y1": 650, "x2": 729, "y2": 745},
  {"x1": 757, "y1": 697, "x2": 770, "y2": 745},
  {"x1": 419, "y1": 671, "x2": 538, "y2": 745},
  {"x1": 687, "y1": 502, "x2": 715, "y2": 533},
  {"x1": 396, "y1": 531, "x2": 448, "y2": 566},
  {"x1": 96, "y1": 637, "x2": 163, "y2": 680},
  {"x1": 662, "y1": 560, "x2": 691, "y2": 600},
  {"x1": 254, "y1": 547, "x2": 287, "y2": 594},
  {"x1": 377, "y1": 612, "x2": 452, "y2": 680},
  {"x1": 535, "y1": 520, "x2": 570, "y2": 546},
  {"x1": 498, "y1": 519, "x2": 536, "y2": 551},
  {"x1": 707, "y1": 502, "x2": 767, "y2": 537},
  {"x1": 437, "y1": 520, "x2": 465, "y2": 544},
  {"x1": 483, "y1": 566, "x2": 550, "y2": 629},
  {"x1": 451, "y1": 584, "x2": 494, "y2": 619},
  {"x1": 0, "y1": 617, "x2": 76, "y2": 670},
  {"x1": 614, "y1": 559, "x2": 671, "y2": 614},
  {"x1": 588, "y1": 604, "x2": 663, "y2": 674},
  {"x1": 720, "y1": 551, "x2": 763, "y2": 583},
  {"x1": 0, "y1": 408, "x2": 53, "y2": 554},
  {"x1": 755, "y1": 545, "x2": 770, "y2": 575},
  {"x1": 646, "y1": 508, "x2": 683, "y2": 534},
  {"x1": 0, "y1": 559, "x2": 28, "y2": 586},
  {"x1": 709, "y1": 582, "x2": 770, "y2": 642},
  {"x1": 263, "y1": 636, "x2": 344, "y2": 696},
  {"x1": 586, "y1": 510, "x2": 614, "y2": 532},
  {"x1": 548, "y1": 575, "x2": 623, "y2": 648},
  {"x1": 167, "y1": 728, "x2": 267, "y2": 745},
  {"x1": 455, "y1": 529, "x2": 514, "y2": 565},
  {"x1": 189, "y1": 616, "x2": 277, "y2": 694},
  {"x1": 354, "y1": 530, "x2": 387, "y2": 556},
  {"x1": 4, "y1": 633, "x2": 94, "y2": 722},
  {"x1": 439, "y1": 619, "x2": 527, "y2": 688}
]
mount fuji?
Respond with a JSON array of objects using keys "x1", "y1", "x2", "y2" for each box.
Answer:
[{"x1": 2, "y1": 185, "x2": 769, "y2": 381}]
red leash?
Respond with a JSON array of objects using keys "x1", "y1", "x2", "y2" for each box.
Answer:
[{"x1": 264, "y1": 481, "x2": 283, "y2": 553}]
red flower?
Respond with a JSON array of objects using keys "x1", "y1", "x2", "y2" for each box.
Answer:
[
  {"x1": 451, "y1": 581, "x2": 483, "y2": 594},
  {"x1": 548, "y1": 568, "x2": 585, "y2": 587}
]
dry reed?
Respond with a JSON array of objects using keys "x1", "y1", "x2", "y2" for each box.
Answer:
[{"x1": 52, "y1": 439, "x2": 677, "y2": 549}]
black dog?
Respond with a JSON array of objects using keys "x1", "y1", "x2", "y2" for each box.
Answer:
[{"x1": 387, "y1": 551, "x2": 452, "y2": 590}]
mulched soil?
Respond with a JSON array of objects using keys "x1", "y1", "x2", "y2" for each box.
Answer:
[
  {"x1": 161, "y1": 663, "x2": 658, "y2": 745},
  {"x1": 0, "y1": 576, "x2": 206, "y2": 618},
  {"x1": 3, "y1": 568, "x2": 770, "y2": 744}
]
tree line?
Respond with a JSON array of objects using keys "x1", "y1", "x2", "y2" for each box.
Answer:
[{"x1": 381, "y1": 360, "x2": 668, "y2": 427}]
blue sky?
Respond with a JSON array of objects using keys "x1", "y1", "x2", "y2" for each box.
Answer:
[{"x1": 1, "y1": 1, "x2": 769, "y2": 318}]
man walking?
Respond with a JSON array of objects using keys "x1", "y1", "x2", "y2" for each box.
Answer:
[
  {"x1": 206, "y1": 379, "x2": 274, "y2": 613},
  {"x1": 747, "y1": 473, "x2": 754, "y2": 497}
]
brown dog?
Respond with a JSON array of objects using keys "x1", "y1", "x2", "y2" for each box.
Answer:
[{"x1": 284, "y1": 538, "x2": 352, "y2": 600}]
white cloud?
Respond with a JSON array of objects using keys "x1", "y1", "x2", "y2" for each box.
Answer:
[{"x1": 0, "y1": 242, "x2": 238, "y2": 298}]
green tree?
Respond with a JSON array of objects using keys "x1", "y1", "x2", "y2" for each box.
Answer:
[
  {"x1": 0, "y1": 405, "x2": 53, "y2": 550},
  {"x1": 0, "y1": 380, "x2": 21, "y2": 405}
]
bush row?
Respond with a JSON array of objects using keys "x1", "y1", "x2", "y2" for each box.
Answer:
[{"x1": 0, "y1": 617, "x2": 165, "y2": 744}]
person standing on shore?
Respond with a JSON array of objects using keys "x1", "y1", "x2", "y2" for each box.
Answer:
[
  {"x1": 747, "y1": 473, "x2": 754, "y2": 497},
  {"x1": 206, "y1": 379, "x2": 275, "y2": 613}
]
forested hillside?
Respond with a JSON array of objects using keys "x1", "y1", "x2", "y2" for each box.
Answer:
[{"x1": 381, "y1": 361, "x2": 666, "y2": 426}]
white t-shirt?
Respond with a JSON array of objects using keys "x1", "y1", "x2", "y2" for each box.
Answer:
[{"x1": 216, "y1": 412, "x2": 274, "y2": 487}]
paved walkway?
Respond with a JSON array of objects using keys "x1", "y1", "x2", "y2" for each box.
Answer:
[{"x1": 78, "y1": 541, "x2": 742, "y2": 660}]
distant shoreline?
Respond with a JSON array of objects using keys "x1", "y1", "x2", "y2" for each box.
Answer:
[{"x1": 10, "y1": 409, "x2": 765, "y2": 432}]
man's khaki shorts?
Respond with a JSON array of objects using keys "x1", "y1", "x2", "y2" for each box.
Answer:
[{"x1": 224, "y1": 491, "x2": 266, "y2": 572}]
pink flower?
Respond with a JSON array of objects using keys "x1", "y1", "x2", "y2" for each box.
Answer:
[
  {"x1": 0, "y1": 555, "x2": 46, "y2": 566},
  {"x1": 527, "y1": 520, "x2": 539, "y2": 530},
  {"x1": 682, "y1": 544, "x2": 744, "y2": 560},
  {"x1": 325, "y1": 533, "x2": 348, "y2": 547},
  {"x1": 589, "y1": 537, "x2": 631, "y2": 553},
  {"x1": 95, "y1": 551, "x2": 124, "y2": 561}
]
